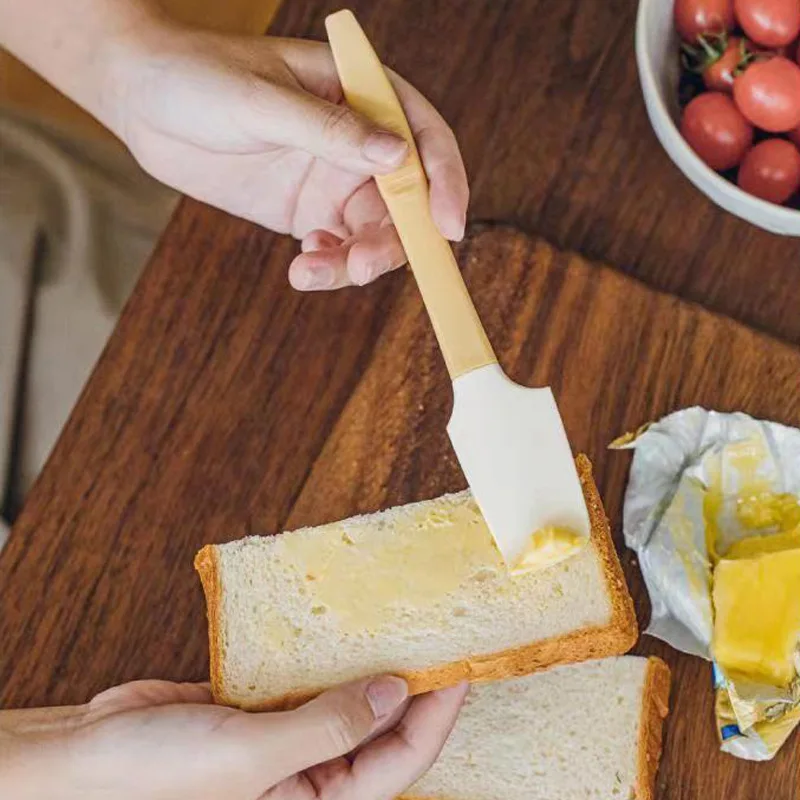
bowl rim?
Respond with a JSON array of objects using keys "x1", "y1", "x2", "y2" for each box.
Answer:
[{"x1": 635, "y1": 0, "x2": 800, "y2": 224}]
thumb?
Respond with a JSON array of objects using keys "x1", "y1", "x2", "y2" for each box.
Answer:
[
  {"x1": 249, "y1": 83, "x2": 408, "y2": 173},
  {"x1": 257, "y1": 676, "x2": 409, "y2": 782}
]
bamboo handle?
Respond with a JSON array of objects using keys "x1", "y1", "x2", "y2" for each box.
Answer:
[{"x1": 325, "y1": 10, "x2": 496, "y2": 379}]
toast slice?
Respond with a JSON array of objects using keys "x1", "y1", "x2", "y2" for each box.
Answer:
[
  {"x1": 404, "y1": 656, "x2": 671, "y2": 800},
  {"x1": 195, "y1": 455, "x2": 637, "y2": 710}
]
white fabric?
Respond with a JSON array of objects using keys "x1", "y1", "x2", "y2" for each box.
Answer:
[{"x1": 0, "y1": 107, "x2": 177, "y2": 540}]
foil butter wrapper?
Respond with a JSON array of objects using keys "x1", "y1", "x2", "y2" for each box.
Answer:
[{"x1": 612, "y1": 407, "x2": 800, "y2": 761}]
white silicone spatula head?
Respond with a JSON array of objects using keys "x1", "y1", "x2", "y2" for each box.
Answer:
[
  {"x1": 326, "y1": 10, "x2": 591, "y2": 567},
  {"x1": 448, "y1": 365, "x2": 591, "y2": 567}
]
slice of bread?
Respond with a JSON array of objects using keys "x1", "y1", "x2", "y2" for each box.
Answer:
[
  {"x1": 195, "y1": 455, "x2": 637, "y2": 710},
  {"x1": 404, "y1": 656, "x2": 671, "y2": 800}
]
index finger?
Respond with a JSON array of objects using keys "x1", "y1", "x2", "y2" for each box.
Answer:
[
  {"x1": 277, "y1": 40, "x2": 469, "y2": 241},
  {"x1": 387, "y1": 70, "x2": 469, "y2": 241}
]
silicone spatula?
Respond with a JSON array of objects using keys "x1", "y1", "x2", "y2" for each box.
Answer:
[{"x1": 325, "y1": 9, "x2": 591, "y2": 567}]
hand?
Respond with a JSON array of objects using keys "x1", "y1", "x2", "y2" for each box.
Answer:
[
  {"x1": 104, "y1": 17, "x2": 469, "y2": 290},
  {"x1": 0, "y1": 676, "x2": 468, "y2": 799}
]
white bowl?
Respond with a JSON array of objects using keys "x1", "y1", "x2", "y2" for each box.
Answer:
[{"x1": 636, "y1": 0, "x2": 800, "y2": 235}]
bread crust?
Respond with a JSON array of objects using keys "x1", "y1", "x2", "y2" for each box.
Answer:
[
  {"x1": 194, "y1": 454, "x2": 638, "y2": 711},
  {"x1": 399, "y1": 656, "x2": 672, "y2": 800},
  {"x1": 193, "y1": 545, "x2": 226, "y2": 704},
  {"x1": 635, "y1": 657, "x2": 672, "y2": 800}
]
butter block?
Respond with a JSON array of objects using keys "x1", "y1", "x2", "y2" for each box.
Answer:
[{"x1": 713, "y1": 539, "x2": 800, "y2": 688}]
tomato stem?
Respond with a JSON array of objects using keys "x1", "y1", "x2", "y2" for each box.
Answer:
[{"x1": 681, "y1": 31, "x2": 728, "y2": 73}]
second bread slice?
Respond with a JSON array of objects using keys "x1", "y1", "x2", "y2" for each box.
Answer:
[
  {"x1": 405, "y1": 656, "x2": 671, "y2": 800},
  {"x1": 195, "y1": 455, "x2": 637, "y2": 710}
]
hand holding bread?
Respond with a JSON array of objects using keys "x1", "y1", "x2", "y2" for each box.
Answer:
[{"x1": 0, "y1": 677, "x2": 468, "y2": 799}]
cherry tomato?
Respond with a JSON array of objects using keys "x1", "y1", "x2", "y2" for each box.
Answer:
[
  {"x1": 681, "y1": 92, "x2": 754, "y2": 170},
  {"x1": 737, "y1": 138, "x2": 800, "y2": 202},
  {"x1": 734, "y1": 0, "x2": 800, "y2": 47},
  {"x1": 675, "y1": 0, "x2": 735, "y2": 41},
  {"x1": 775, "y1": 38, "x2": 799, "y2": 58},
  {"x1": 733, "y1": 56, "x2": 800, "y2": 131},
  {"x1": 750, "y1": 36, "x2": 798, "y2": 57},
  {"x1": 703, "y1": 36, "x2": 748, "y2": 91}
]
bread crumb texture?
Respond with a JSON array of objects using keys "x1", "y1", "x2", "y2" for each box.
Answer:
[
  {"x1": 404, "y1": 656, "x2": 671, "y2": 800},
  {"x1": 195, "y1": 455, "x2": 637, "y2": 709}
]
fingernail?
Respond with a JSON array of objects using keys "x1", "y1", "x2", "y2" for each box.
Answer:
[
  {"x1": 295, "y1": 266, "x2": 335, "y2": 291},
  {"x1": 366, "y1": 677, "x2": 408, "y2": 719},
  {"x1": 440, "y1": 214, "x2": 466, "y2": 241},
  {"x1": 363, "y1": 132, "x2": 408, "y2": 167},
  {"x1": 352, "y1": 262, "x2": 380, "y2": 286},
  {"x1": 303, "y1": 231, "x2": 341, "y2": 253},
  {"x1": 457, "y1": 213, "x2": 467, "y2": 240}
]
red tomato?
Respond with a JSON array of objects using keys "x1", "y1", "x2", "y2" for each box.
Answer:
[
  {"x1": 734, "y1": 0, "x2": 800, "y2": 47},
  {"x1": 774, "y1": 38, "x2": 799, "y2": 57},
  {"x1": 681, "y1": 92, "x2": 754, "y2": 170},
  {"x1": 703, "y1": 36, "x2": 748, "y2": 91},
  {"x1": 748, "y1": 35, "x2": 798, "y2": 57},
  {"x1": 737, "y1": 138, "x2": 800, "y2": 202},
  {"x1": 733, "y1": 56, "x2": 800, "y2": 131},
  {"x1": 675, "y1": 0, "x2": 735, "y2": 41}
]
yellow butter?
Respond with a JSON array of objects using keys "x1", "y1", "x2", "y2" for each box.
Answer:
[
  {"x1": 725, "y1": 527, "x2": 800, "y2": 560},
  {"x1": 511, "y1": 527, "x2": 587, "y2": 574},
  {"x1": 703, "y1": 439, "x2": 800, "y2": 690},
  {"x1": 703, "y1": 436, "x2": 800, "y2": 564},
  {"x1": 712, "y1": 537, "x2": 800, "y2": 688},
  {"x1": 737, "y1": 491, "x2": 800, "y2": 532},
  {"x1": 281, "y1": 498, "x2": 505, "y2": 632},
  {"x1": 280, "y1": 498, "x2": 586, "y2": 632}
]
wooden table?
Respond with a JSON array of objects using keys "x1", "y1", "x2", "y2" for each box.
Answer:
[{"x1": 1, "y1": 1, "x2": 798, "y2": 798}]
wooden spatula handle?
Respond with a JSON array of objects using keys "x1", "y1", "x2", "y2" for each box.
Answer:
[{"x1": 325, "y1": 10, "x2": 497, "y2": 379}]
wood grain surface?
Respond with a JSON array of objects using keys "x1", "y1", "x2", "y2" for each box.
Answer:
[
  {"x1": 2, "y1": 1, "x2": 800, "y2": 798},
  {"x1": 2, "y1": 220, "x2": 798, "y2": 798},
  {"x1": 269, "y1": 0, "x2": 800, "y2": 349},
  {"x1": 285, "y1": 226, "x2": 800, "y2": 800}
]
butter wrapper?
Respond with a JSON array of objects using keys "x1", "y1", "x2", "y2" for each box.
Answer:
[{"x1": 612, "y1": 407, "x2": 800, "y2": 761}]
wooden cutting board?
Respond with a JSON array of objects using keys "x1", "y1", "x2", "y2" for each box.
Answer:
[
  {"x1": 1, "y1": 222, "x2": 797, "y2": 799},
  {"x1": 283, "y1": 225, "x2": 800, "y2": 800}
]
